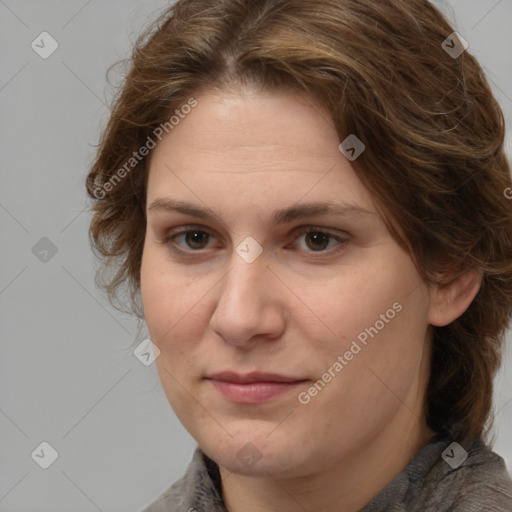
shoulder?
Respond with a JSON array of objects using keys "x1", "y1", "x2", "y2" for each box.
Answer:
[
  {"x1": 139, "y1": 446, "x2": 225, "y2": 512},
  {"x1": 139, "y1": 480, "x2": 183, "y2": 512},
  {"x1": 363, "y1": 436, "x2": 512, "y2": 511},
  {"x1": 422, "y1": 439, "x2": 512, "y2": 512},
  {"x1": 139, "y1": 465, "x2": 191, "y2": 512}
]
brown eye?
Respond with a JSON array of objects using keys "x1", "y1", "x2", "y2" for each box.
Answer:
[
  {"x1": 290, "y1": 227, "x2": 349, "y2": 256},
  {"x1": 304, "y1": 231, "x2": 330, "y2": 251},
  {"x1": 161, "y1": 227, "x2": 215, "y2": 254},
  {"x1": 184, "y1": 230, "x2": 210, "y2": 249}
]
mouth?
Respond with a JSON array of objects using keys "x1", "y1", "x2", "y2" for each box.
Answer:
[{"x1": 205, "y1": 371, "x2": 308, "y2": 404}]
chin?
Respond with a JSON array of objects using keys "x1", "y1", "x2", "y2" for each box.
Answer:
[
  {"x1": 197, "y1": 427, "x2": 306, "y2": 477},
  {"x1": 212, "y1": 447, "x2": 295, "y2": 477}
]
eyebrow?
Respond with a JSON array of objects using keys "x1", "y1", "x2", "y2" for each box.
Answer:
[{"x1": 147, "y1": 198, "x2": 375, "y2": 227}]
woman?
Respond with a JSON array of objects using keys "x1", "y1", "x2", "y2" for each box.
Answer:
[{"x1": 86, "y1": 0, "x2": 512, "y2": 510}]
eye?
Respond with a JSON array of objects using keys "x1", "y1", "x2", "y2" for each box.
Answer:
[
  {"x1": 159, "y1": 225, "x2": 348, "y2": 257},
  {"x1": 289, "y1": 227, "x2": 348, "y2": 255},
  {"x1": 162, "y1": 227, "x2": 214, "y2": 252}
]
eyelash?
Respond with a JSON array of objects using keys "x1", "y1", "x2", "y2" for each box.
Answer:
[{"x1": 158, "y1": 225, "x2": 349, "y2": 258}]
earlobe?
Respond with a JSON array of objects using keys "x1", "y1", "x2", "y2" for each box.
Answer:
[{"x1": 427, "y1": 268, "x2": 482, "y2": 327}]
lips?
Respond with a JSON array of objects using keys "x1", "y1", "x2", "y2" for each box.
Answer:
[
  {"x1": 205, "y1": 371, "x2": 308, "y2": 404},
  {"x1": 206, "y1": 371, "x2": 304, "y2": 384}
]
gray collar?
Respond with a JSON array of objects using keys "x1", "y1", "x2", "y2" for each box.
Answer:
[{"x1": 146, "y1": 434, "x2": 512, "y2": 512}]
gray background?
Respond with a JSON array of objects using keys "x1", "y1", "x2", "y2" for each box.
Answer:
[{"x1": 1, "y1": 1, "x2": 511, "y2": 510}]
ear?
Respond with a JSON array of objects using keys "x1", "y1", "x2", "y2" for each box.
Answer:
[{"x1": 427, "y1": 268, "x2": 482, "y2": 327}]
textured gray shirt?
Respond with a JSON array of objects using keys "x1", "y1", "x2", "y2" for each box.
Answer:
[{"x1": 141, "y1": 435, "x2": 512, "y2": 511}]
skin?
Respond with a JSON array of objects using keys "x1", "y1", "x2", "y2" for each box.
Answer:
[{"x1": 140, "y1": 87, "x2": 481, "y2": 512}]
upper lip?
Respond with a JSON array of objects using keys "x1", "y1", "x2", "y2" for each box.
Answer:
[{"x1": 206, "y1": 371, "x2": 306, "y2": 384}]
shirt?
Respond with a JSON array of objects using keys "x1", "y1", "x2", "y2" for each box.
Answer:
[{"x1": 140, "y1": 435, "x2": 512, "y2": 511}]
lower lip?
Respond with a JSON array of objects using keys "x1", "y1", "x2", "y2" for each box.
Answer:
[{"x1": 208, "y1": 379, "x2": 305, "y2": 403}]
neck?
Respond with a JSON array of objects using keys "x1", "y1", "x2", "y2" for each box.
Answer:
[{"x1": 219, "y1": 413, "x2": 436, "y2": 512}]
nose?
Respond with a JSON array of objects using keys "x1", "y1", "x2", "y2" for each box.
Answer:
[{"x1": 209, "y1": 255, "x2": 286, "y2": 348}]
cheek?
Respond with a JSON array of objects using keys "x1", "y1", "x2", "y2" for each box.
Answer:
[
  {"x1": 141, "y1": 251, "x2": 207, "y2": 414},
  {"x1": 141, "y1": 245, "x2": 194, "y2": 326},
  {"x1": 306, "y1": 261, "x2": 405, "y2": 343},
  {"x1": 301, "y1": 279, "x2": 429, "y2": 446},
  {"x1": 307, "y1": 250, "x2": 428, "y2": 382}
]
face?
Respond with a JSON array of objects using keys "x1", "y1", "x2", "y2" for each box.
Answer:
[{"x1": 141, "y1": 88, "x2": 434, "y2": 478}]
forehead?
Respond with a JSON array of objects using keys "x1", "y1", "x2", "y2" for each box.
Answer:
[
  {"x1": 147, "y1": 89, "x2": 376, "y2": 214},
  {"x1": 151, "y1": 89, "x2": 338, "y2": 164}
]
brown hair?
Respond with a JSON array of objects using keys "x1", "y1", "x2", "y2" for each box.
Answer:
[{"x1": 86, "y1": 0, "x2": 512, "y2": 444}]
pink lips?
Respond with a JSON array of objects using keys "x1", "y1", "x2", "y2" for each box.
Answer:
[{"x1": 206, "y1": 371, "x2": 307, "y2": 404}]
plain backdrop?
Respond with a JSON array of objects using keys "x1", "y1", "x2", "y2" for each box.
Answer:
[{"x1": 1, "y1": 1, "x2": 511, "y2": 511}]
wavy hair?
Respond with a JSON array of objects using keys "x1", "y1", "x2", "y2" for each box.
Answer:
[{"x1": 86, "y1": 0, "x2": 512, "y2": 444}]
